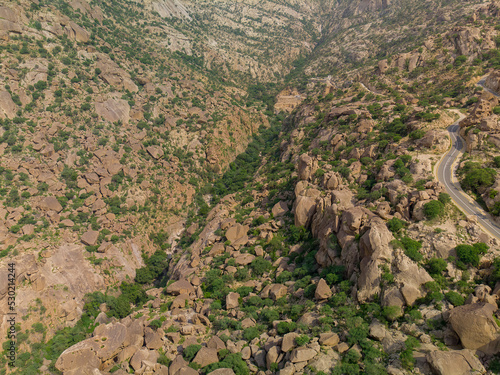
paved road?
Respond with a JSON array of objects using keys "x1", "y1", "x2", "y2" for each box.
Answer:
[{"x1": 435, "y1": 103, "x2": 500, "y2": 239}]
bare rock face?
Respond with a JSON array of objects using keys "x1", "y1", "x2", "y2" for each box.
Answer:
[
  {"x1": 315, "y1": 278, "x2": 332, "y2": 300},
  {"x1": 209, "y1": 369, "x2": 236, "y2": 375},
  {"x1": 449, "y1": 303, "x2": 500, "y2": 354},
  {"x1": 319, "y1": 332, "x2": 339, "y2": 346},
  {"x1": 426, "y1": 349, "x2": 485, "y2": 375},
  {"x1": 378, "y1": 59, "x2": 388, "y2": 74},
  {"x1": 55, "y1": 340, "x2": 101, "y2": 373},
  {"x1": 0, "y1": 19, "x2": 22, "y2": 34},
  {"x1": 144, "y1": 327, "x2": 163, "y2": 349},
  {"x1": 147, "y1": 145, "x2": 164, "y2": 159},
  {"x1": 294, "y1": 195, "x2": 317, "y2": 228},
  {"x1": 485, "y1": 71, "x2": 500, "y2": 93},
  {"x1": 192, "y1": 347, "x2": 218, "y2": 367},
  {"x1": 449, "y1": 27, "x2": 483, "y2": 57},
  {"x1": 96, "y1": 54, "x2": 138, "y2": 92},
  {"x1": 56, "y1": 322, "x2": 127, "y2": 372},
  {"x1": 0, "y1": 91, "x2": 17, "y2": 119},
  {"x1": 266, "y1": 345, "x2": 281, "y2": 369},
  {"x1": 226, "y1": 292, "x2": 240, "y2": 309},
  {"x1": 148, "y1": 0, "x2": 192, "y2": 20},
  {"x1": 282, "y1": 332, "x2": 299, "y2": 352},
  {"x1": 393, "y1": 253, "x2": 433, "y2": 305},
  {"x1": 207, "y1": 336, "x2": 226, "y2": 350},
  {"x1": 64, "y1": 21, "x2": 90, "y2": 43},
  {"x1": 298, "y1": 153, "x2": 317, "y2": 180},
  {"x1": 269, "y1": 284, "x2": 287, "y2": 300},
  {"x1": 467, "y1": 285, "x2": 498, "y2": 308},
  {"x1": 0, "y1": 6, "x2": 21, "y2": 23},
  {"x1": 225, "y1": 223, "x2": 249, "y2": 246},
  {"x1": 290, "y1": 347, "x2": 317, "y2": 363},
  {"x1": 95, "y1": 98, "x2": 130, "y2": 124},
  {"x1": 39, "y1": 196, "x2": 63, "y2": 212},
  {"x1": 166, "y1": 279, "x2": 195, "y2": 296},
  {"x1": 417, "y1": 130, "x2": 449, "y2": 152},
  {"x1": 81, "y1": 230, "x2": 99, "y2": 246},
  {"x1": 272, "y1": 201, "x2": 289, "y2": 217},
  {"x1": 462, "y1": 93, "x2": 498, "y2": 129},
  {"x1": 356, "y1": 220, "x2": 394, "y2": 302}
]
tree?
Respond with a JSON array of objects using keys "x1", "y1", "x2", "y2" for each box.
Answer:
[
  {"x1": 401, "y1": 237, "x2": 423, "y2": 261},
  {"x1": 423, "y1": 200, "x2": 444, "y2": 220},
  {"x1": 387, "y1": 217, "x2": 406, "y2": 233},
  {"x1": 427, "y1": 258, "x2": 447, "y2": 275},
  {"x1": 438, "y1": 193, "x2": 451, "y2": 205},
  {"x1": 183, "y1": 344, "x2": 201, "y2": 362},
  {"x1": 456, "y1": 243, "x2": 488, "y2": 267},
  {"x1": 250, "y1": 257, "x2": 272, "y2": 276},
  {"x1": 34, "y1": 80, "x2": 47, "y2": 91},
  {"x1": 463, "y1": 168, "x2": 496, "y2": 192}
]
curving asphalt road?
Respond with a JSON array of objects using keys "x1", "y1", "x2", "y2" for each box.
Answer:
[{"x1": 435, "y1": 80, "x2": 500, "y2": 239}]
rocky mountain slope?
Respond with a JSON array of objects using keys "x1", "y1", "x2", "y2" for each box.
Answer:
[{"x1": 3, "y1": 0, "x2": 500, "y2": 375}]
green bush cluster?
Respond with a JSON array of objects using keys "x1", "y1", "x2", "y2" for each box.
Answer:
[
  {"x1": 423, "y1": 200, "x2": 444, "y2": 220},
  {"x1": 456, "y1": 242, "x2": 488, "y2": 268},
  {"x1": 401, "y1": 237, "x2": 423, "y2": 262},
  {"x1": 135, "y1": 250, "x2": 168, "y2": 285},
  {"x1": 183, "y1": 345, "x2": 201, "y2": 362}
]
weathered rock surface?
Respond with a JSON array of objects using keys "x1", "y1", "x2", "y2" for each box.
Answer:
[
  {"x1": 0, "y1": 91, "x2": 16, "y2": 119},
  {"x1": 226, "y1": 292, "x2": 240, "y2": 309},
  {"x1": 449, "y1": 303, "x2": 500, "y2": 354},
  {"x1": 64, "y1": 21, "x2": 90, "y2": 42},
  {"x1": 192, "y1": 347, "x2": 218, "y2": 367},
  {"x1": 225, "y1": 223, "x2": 249, "y2": 246},
  {"x1": 56, "y1": 322, "x2": 127, "y2": 372},
  {"x1": 81, "y1": 230, "x2": 99, "y2": 246},
  {"x1": 426, "y1": 349, "x2": 485, "y2": 375},
  {"x1": 315, "y1": 278, "x2": 332, "y2": 300},
  {"x1": 95, "y1": 97, "x2": 130, "y2": 124},
  {"x1": 166, "y1": 279, "x2": 195, "y2": 296}
]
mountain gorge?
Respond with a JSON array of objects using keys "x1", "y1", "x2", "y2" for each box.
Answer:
[{"x1": 2, "y1": 0, "x2": 500, "y2": 374}]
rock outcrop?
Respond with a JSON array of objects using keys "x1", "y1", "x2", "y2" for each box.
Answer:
[
  {"x1": 449, "y1": 303, "x2": 500, "y2": 354},
  {"x1": 95, "y1": 97, "x2": 130, "y2": 124}
]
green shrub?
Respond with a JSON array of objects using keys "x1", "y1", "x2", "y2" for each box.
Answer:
[
  {"x1": 236, "y1": 286, "x2": 253, "y2": 298},
  {"x1": 445, "y1": 291, "x2": 464, "y2": 306},
  {"x1": 149, "y1": 319, "x2": 162, "y2": 331},
  {"x1": 489, "y1": 358, "x2": 500, "y2": 374},
  {"x1": 261, "y1": 308, "x2": 279, "y2": 323},
  {"x1": 250, "y1": 257, "x2": 272, "y2": 276},
  {"x1": 462, "y1": 168, "x2": 496, "y2": 192},
  {"x1": 157, "y1": 354, "x2": 171, "y2": 366},
  {"x1": 203, "y1": 352, "x2": 249, "y2": 375},
  {"x1": 276, "y1": 321, "x2": 297, "y2": 335},
  {"x1": 234, "y1": 267, "x2": 249, "y2": 281},
  {"x1": 106, "y1": 295, "x2": 131, "y2": 319},
  {"x1": 387, "y1": 217, "x2": 406, "y2": 233},
  {"x1": 401, "y1": 237, "x2": 423, "y2": 262},
  {"x1": 183, "y1": 344, "x2": 202, "y2": 362},
  {"x1": 243, "y1": 326, "x2": 262, "y2": 341},
  {"x1": 456, "y1": 243, "x2": 488, "y2": 267},
  {"x1": 423, "y1": 200, "x2": 444, "y2": 220},
  {"x1": 409, "y1": 129, "x2": 425, "y2": 140},
  {"x1": 210, "y1": 300, "x2": 222, "y2": 310},
  {"x1": 32, "y1": 322, "x2": 45, "y2": 333},
  {"x1": 295, "y1": 335, "x2": 310, "y2": 346},
  {"x1": 438, "y1": 193, "x2": 451, "y2": 205},
  {"x1": 383, "y1": 306, "x2": 402, "y2": 321},
  {"x1": 427, "y1": 258, "x2": 447, "y2": 275}
]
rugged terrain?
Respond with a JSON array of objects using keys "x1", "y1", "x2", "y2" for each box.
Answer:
[{"x1": 3, "y1": 0, "x2": 500, "y2": 375}]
